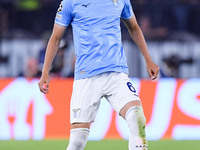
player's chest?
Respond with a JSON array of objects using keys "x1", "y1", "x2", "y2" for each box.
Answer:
[{"x1": 72, "y1": 0, "x2": 124, "y2": 21}]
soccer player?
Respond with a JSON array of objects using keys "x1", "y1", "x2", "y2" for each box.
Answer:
[{"x1": 38, "y1": 0, "x2": 159, "y2": 149}]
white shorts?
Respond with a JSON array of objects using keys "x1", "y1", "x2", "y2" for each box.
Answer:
[{"x1": 70, "y1": 72, "x2": 140, "y2": 124}]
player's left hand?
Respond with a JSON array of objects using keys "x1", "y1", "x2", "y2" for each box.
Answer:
[{"x1": 146, "y1": 60, "x2": 159, "y2": 80}]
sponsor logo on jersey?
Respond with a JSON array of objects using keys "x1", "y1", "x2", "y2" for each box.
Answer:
[{"x1": 82, "y1": 3, "x2": 91, "y2": 7}]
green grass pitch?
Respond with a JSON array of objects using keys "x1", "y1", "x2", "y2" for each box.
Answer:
[{"x1": 0, "y1": 139, "x2": 199, "y2": 150}]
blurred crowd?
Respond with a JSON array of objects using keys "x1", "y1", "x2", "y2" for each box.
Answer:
[
  {"x1": 0, "y1": 0, "x2": 200, "y2": 40},
  {"x1": 19, "y1": 38, "x2": 76, "y2": 78},
  {"x1": 0, "y1": 0, "x2": 60, "y2": 38},
  {"x1": 132, "y1": 0, "x2": 200, "y2": 41}
]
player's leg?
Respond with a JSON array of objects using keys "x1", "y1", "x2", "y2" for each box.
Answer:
[
  {"x1": 120, "y1": 101, "x2": 148, "y2": 150},
  {"x1": 104, "y1": 72, "x2": 148, "y2": 150},
  {"x1": 66, "y1": 76, "x2": 103, "y2": 150},
  {"x1": 67, "y1": 123, "x2": 91, "y2": 150}
]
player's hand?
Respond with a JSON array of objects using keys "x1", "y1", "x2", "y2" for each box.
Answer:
[
  {"x1": 146, "y1": 60, "x2": 159, "y2": 80},
  {"x1": 38, "y1": 73, "x2": 50, "y2": 94}
]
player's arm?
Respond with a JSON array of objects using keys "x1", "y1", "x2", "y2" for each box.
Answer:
[
  {"x1": 122, "y1": 15, "x2": 159, "y2": 80},
  {"x1": 38, "y1": 23, "x2": 67, "y2": 94}
]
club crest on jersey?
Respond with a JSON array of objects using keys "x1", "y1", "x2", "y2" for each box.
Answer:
[{"x1": 112, "y1": 0, "x2": 118, "y2": 6}]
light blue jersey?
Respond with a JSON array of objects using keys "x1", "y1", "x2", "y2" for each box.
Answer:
[{"x1": 55, "y1": 0, "x2": 134, "y2": 80}]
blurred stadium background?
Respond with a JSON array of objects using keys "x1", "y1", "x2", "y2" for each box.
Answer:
[{"x1": 0, "y1": 0, "x2": 200, "y2": 150}]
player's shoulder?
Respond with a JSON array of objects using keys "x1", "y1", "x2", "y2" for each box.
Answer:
[
  {"x1": 61, "y1": 0, "x2": 72, "y2": 5},
  {"x1": 61, "y1": 0, "x2": 80, "y2": 5},
  {"x1": 59, "y1": 0, "x2": 79, "y2": 8},
  {"x1": 57, "y1": 0, "x2": 75, "y2": 13}
]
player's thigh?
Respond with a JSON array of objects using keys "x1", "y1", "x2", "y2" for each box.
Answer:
[
  {"x1": 70, "y1": 76, "x2": 103, "y2": 125},
  {"x1": 105, "y1": 73, "x2": 141, "y2": 115}
]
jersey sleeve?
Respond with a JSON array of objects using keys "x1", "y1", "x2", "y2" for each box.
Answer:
[
  {"x1": 55, "y1": 0, "x2": 73, "y2": 27},
  {"x1": 121, "y1": 0, "x2": 134, "y2": 20}
]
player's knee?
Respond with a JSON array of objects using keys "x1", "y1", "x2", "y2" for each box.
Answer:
[
  {"x1": 70, "y1": 138, "x2": 85, "y2": 149},
  {"x1": 67, "y1": 128, "x2": 90, "y2": 150}
]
